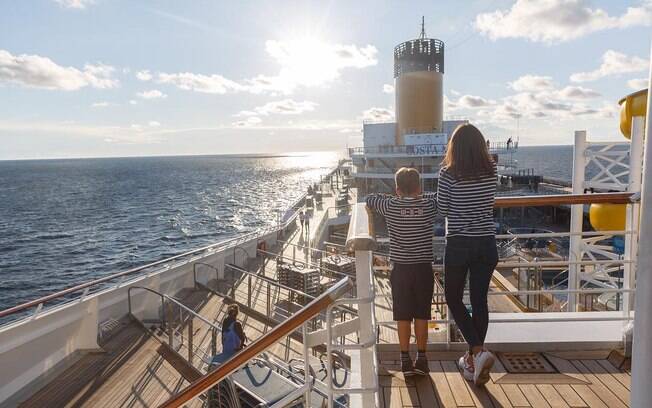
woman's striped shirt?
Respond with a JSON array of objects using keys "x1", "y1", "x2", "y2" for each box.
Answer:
[
  {"x1": 366, "y1": 193, "x2": 437, "y2": 264},
  {"x1": 437, "y1": 164, "x2": 497, "y2": 237}
]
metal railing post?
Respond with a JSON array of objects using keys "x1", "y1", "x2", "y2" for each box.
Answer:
[
  {"x1": 188, "y1": 317, "x2": 193, "y2": 363},
  {"x1": 355, "y1": 250, "x2": 377, "y2": 407},
  {"x1": 247, "y1": 275, "x2": 252, "y2": 308},
  {"x1": 302, "y1": 323, "x2": 311, "y2": 405},
  {"x1": 211, "y1": 328, "x2": 217, "y2": 356},
  {"x1": 166, "y1": 301, "x2": 174, "y2": 347},
  {"x1": 624, "y1": 116, "x2": 644, "y2": 313},
  {"x1": 568, "y1": 130, "x2": 587, "y2": 312}
]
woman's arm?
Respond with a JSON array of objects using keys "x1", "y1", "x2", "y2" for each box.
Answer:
[{"x1": 436, "y1": 168, "x2": 451, "y2": 218}]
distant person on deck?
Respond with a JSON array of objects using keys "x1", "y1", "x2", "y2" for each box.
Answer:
[
  {"x1": 299, "y1": 211, "x2": 305, "y2": 232},
  {"x1": 438, "y1": 123, "x2": 498, "y2": 386},
  {"x1": 506, "y1": 137, "x2": 513, "y2": 150},
  {"x1": 222, "y1": 304, "x2": 247, "y2": 355},
  {"x1": 365, "y1": 168, "x2": 437, "y2": 377},
  {"x1": 304, "y1": 214, "x2": 310, "y2": 238}
]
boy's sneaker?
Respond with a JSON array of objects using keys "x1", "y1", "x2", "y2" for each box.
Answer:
[
  {"x1": 473, "y1": 350, "x2": 495, "y2": 386},
  {"x1": 457, "y1": 352, "x2": 474, "y2": 381},
  {"x1": 401, "y1": 358, "x2": 416, "y2": 376},
  {"x1": 413, "y1": 358, "x2": 429, "y2": 376}
]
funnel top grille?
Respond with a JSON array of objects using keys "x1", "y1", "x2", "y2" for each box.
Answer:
[{"x1": 394, "y1": 38, "x2": 444, "y2": 77}]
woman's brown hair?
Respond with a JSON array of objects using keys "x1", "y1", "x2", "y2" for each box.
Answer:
[{"x1": 442, "y1": 124, "x2": 495, "y2": 179}]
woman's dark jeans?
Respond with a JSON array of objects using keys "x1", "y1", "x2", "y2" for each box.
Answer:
[{"x1": 444, "y1": 235, "x2": 498, "y2": 349}]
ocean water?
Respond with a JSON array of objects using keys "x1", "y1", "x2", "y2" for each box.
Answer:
[
  {"x1": 506, "y1": 145, "x2": 574, "y2": 181},
  {"x1": 0, "y1": 153, "x2": 337, "y2": 311}
]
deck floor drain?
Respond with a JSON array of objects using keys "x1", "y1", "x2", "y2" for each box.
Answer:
[{"x1": 498, "y1": 352, "x2": 557, "y2": 374}]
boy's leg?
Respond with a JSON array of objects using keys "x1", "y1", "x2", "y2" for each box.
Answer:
[
  {"x1": 413, "y1": 264, "x2": 434, "y2": 375},
  {"x1": 414, "y1": 319, "x2": 428, "y2": 350},
  {"x1": 398, "y1": 320, "x2": 412, "y2": 351}
]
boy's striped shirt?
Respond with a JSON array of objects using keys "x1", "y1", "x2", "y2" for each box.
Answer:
[
  {"x1": 437, "y1": 164, "x2": 497, "y2": 237},
  {"x1": 365, "y1": 193, "x2": 437, "y2": 264}
]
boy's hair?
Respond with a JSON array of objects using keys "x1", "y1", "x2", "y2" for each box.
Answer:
[
  {"x1": 227, "y1": 303, "x2": 239, "y2": 317},
  {"x1": 395, "y1": 167, "x2": 421, "y2": 195}
]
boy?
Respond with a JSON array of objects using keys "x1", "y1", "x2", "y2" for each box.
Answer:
[{"x1": 366, "y1": 167, "x2": 437, "y2": 376}]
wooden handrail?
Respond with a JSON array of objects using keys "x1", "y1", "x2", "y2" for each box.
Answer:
[
  {"x1": 346, "y1": 192, "x2": 634, "y2": 251},
  {"x1": 158, "y1": 277, "x2": 354, "y2": 408}
]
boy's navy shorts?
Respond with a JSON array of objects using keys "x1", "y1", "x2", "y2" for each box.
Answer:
[{"x1": 390, "y1": 262, "x2": 434, "y2": 321}]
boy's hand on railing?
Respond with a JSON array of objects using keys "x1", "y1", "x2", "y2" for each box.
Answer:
[{"x1": 630, "y1": 192, "x2": 641, "y2": 203}]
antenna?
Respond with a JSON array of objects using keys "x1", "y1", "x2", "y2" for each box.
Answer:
[{"x1": 420, "y1": 16, "x2": 426, "y2": 39}]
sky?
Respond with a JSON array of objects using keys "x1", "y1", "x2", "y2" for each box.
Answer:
[{"x1": 0, "y1": 0, "x2": 651, "y2": 160}]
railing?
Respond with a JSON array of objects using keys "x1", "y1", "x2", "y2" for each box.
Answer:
[
  {"x1": 348, "y1": 141, "x2": 515, "y2": 157},
  {"x1": 128, "y1": 286, "x2": 220, "y2": 369},
  {"x1": 347, "y1": 191, "x2": 638, "y2": 360},
  {"x1": 159, "y1": 277, "x2": 354, "y2": 408},
  {"x1": 0, "y1": 191, "x2": 307, "y2": 326}
]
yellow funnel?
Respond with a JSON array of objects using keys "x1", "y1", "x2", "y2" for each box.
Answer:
[{"x1": 619, "y1": 88, "x2": 648, "y2": 139}]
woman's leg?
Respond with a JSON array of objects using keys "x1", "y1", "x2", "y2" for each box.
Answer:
[
  {"x1": 468, "y1": 238, "x2": 498, "y2": 346},
  {"x1": 445, "y1": 246, "x2": 483, "y2": 349}
]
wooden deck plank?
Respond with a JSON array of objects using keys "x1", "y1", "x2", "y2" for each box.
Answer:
[
  {"x1": 595, "y1": 360, "x2": 631, "y2": 390},
  {"x1": 430, "y1": 361, "x2": 462, "y2": 408},
  {"x1": 400, "y1": 386, "x2": 421, "y2": 407},
  {"x1": 385, "y1": 386, "x2": 403, "y2": 407},
  {"x1": 553, "y1": 384, "x2": 587, "y2": 408},
  {"x1": 441, "y1": 360, "x2": 476, "y2": 407},
  {"x1": 536, "y1": 385, "x2": 569, "y2": 408},
  {"x1": 414, "y1": 376, "x2": 441, "y2": 408},
  {"x1": 463, "y1": 380, "x2": 496, "y2": 408},
  {"x1": 571, "y1": 360, "x2": 629, "y2": 408},
  {"x1": 484, "y1": 381, "x2": 515, "y2": 408},
  {"x1": 501, "y1": 384, "x2": 531, "y2": 407},
  {"x1": 519, "y1": 384, "x2": 551, "y2": 408},
  {"x1": 570, "y1": 385, "x2": 608, "y2": 408}
]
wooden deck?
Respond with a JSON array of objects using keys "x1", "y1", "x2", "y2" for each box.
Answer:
[
  {"x1": 18, "y1": 321, "x2": 202, "y2": 408},
  {"x1": 377, "y1": 349, "x2": 631, "y2": 408}
]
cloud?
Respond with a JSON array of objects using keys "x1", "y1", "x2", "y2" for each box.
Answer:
[
  {"x1": 475, "y1": 0, "x2": 652, "y2": 43},
  {"x1": 148, "y1": 121, "x2": 161, "y2": 127},
  {"x1": 232, "y1": 116, "x2": 263, "y2": 128},
  {"x1": 383, "y1": 84, "x2": 394, "y2": 93},
  {"x1": 555, "y1": 85, "x2": 600, "y2": 99},
  {"x1": 628, "y1": 78, "x2": 648, "y2": 90},
  {"x1": 54, "y1": 0, "x2": 94, "y2": 9},
  {"x1": 0, "y1": 50, "x2": 119, "y2": 90},
  {"x1": 156, "y1": 39, "x2": 377, "y2": 96},
  {"x1": 458, "y1": 94, "x2": 493, "y2": 108},
  {"x1": 236, "y1": 99, "x2": 318, "y2": 117},
  {"x1": 136, "y1": 70, "x2": 152, "y2": 81},
  {"x1": 91, "y1": 101, "x2": 111, "y2": 108},
  {"x1": 362, "y1": 107, "x2": 394, "y2": 122},
  {"x1": 570, "y1": 50, "x2": 648, "y2": 82},
  {"x1": 129, "y1": 99, "x2": 138, "y2": 105},
  {"x1": 136, "y1": 89, "x2": 167, "y2": 99},
  {"x1": 509, "y1": 75, "x2": 555, "y2": 92},
  {"x1": 157, "y1": 72, "x2": 243, "y2": 94}
]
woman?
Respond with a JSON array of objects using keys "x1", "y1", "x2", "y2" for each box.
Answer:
[
  {"x1": 437, "y1": 124, "x2": 498, "y2": 385},
  {"x1": 222, "y1": 304, "x2": 247, "y2": 355}
]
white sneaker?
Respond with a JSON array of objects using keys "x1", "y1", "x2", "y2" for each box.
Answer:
[
  {"x1": 457, "y1": 353, "x2": 474, "y2": 381},
  {"x1": 473, "y1": 350, "x2": 495, "y2": 386}
]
